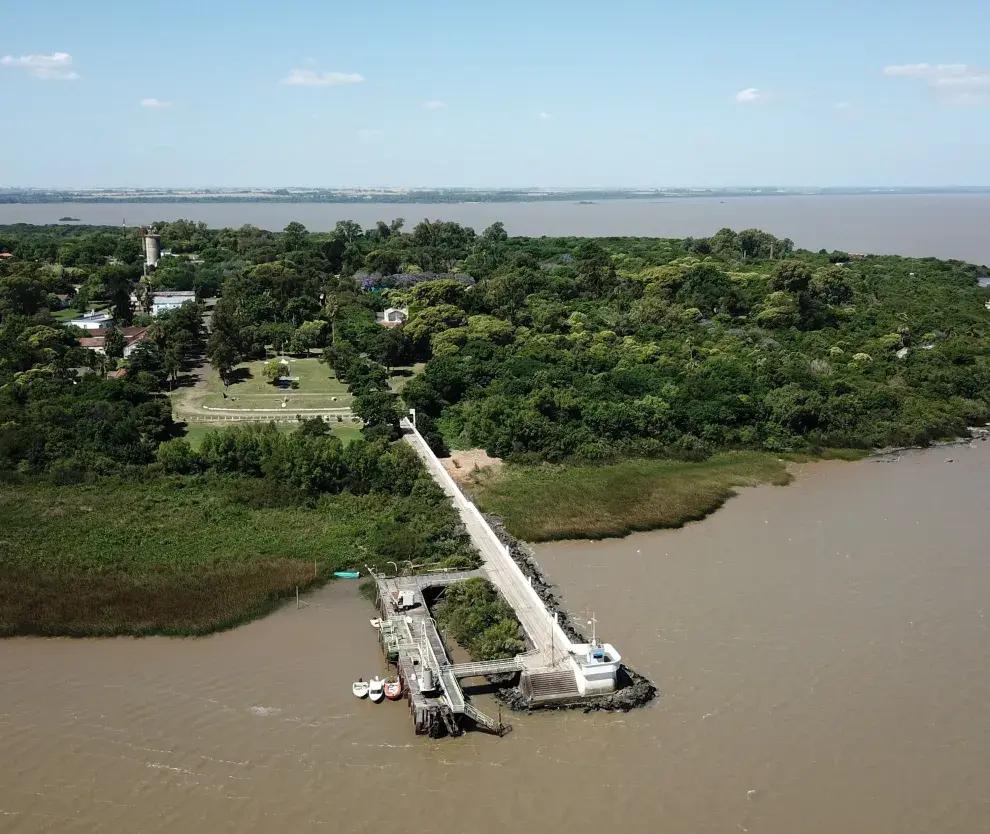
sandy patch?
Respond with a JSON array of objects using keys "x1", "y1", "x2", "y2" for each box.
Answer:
[{"x1": 442, "y1": 448, "x2": 503, "y2": 484}]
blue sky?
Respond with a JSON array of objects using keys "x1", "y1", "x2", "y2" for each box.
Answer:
[{"x1": 2, "y1": 0, "x2": 989, "y2": 188}]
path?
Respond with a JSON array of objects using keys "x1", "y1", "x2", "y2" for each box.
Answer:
[{"x1": 401, "y1": 419, "x2": 573, "y2": 670}]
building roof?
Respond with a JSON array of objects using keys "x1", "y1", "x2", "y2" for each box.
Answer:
[
  {"x1": 109, "y1": 368, "x2": 128, "y2": 379},
  {"x1": 152, "y1": 291, "x2": 196, "y2": 299},
  {"x1": 76, "y1": 326, "x2": 151, "y2": 352},
  {"x1": 0, "y1": 252, "x2": 15, "y2": 259}
]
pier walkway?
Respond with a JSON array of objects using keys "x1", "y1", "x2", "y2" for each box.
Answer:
[
  {"x1": 401, "y1": 420, "x2": 573, "y2": 670},
  {"x1": 370, "y1": 566, "x2": 508, "y2": 735}
]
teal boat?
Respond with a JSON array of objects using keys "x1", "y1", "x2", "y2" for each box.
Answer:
[{"x1": 334, "y1": 571, "x2": 360, "y2": 579}]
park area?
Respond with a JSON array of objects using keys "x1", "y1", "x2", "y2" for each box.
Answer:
[{"x1": 200, "y1": 356, "x2": 353, "y2": 411}]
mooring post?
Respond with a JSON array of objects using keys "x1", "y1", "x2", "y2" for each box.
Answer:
[{"x1": 296, "y1": 587, "x2": 300, "y2": 610}]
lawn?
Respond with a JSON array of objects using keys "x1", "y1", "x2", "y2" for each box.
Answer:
[
  {"x1": 390, "y1": 362, "x2": 426, "y2": 397},
  {"x1": 0, "y1": 476, "x2": 476, "y2": 637},
  {"x1": 180, "y1": 419, "x2": 363, "y2": 450},
  {"x1": 469, "y1": 453, "x2": 796, "y2": 541},
  {"x1": 201, "y1": 357, "x2": 352, "y2": 411}
]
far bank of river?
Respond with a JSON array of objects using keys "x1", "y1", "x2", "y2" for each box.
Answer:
[
  {"x1": 2, "y1": 442, "x2": 988, "y2": 833},
  {"x1": 3, "y1": 193, "x2": 990, "y2": 263}
]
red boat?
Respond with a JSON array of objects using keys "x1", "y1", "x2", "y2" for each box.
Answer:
[{"x1": 383, "y1": 678, "x2": 403, "y2": 701}]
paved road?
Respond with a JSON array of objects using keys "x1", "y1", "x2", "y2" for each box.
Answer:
[{"x1": 401, "y1": 422, "x2": 572, "y2": 669}]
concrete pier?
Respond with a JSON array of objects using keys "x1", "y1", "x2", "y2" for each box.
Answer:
[{"x1": 399, "y1": 420, "x2": 623, "y2": 702}]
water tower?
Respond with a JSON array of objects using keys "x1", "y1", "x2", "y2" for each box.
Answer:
[{"x1": 141, "y1": 227, "x2": 162, "y2": 268}]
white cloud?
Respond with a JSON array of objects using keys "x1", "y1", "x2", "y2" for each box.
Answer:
[
  {"x1": 0, "y1": 51, "x2": 78, "y2": 80},
  {"x1": 884, "y1": 62, "x2": 990, "y2": 105},
  {"x1": 882, "y1": 63, "x2": 970, "y2": 77},
  {"x1": 735, "y1": 87, "x2": 770, "y2": 103},
  {"x1": 424, "y1": 100, "x2": 446, "y2": 110},
  {"x1": 140, "y1": 98, "x2": 172, "y2": 109},
  {"x1": 280, "y1": 68, "x2": 364, "y2": 86},
  {"x1": 537, "y1": 111, "x2": 553, "y2": 120},
  {"x1": 833, "y1": 101, "x2": 852, "y2": 110}
]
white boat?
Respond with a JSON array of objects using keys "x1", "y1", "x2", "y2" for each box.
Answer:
[
  {"x1": 352, "y1": 679, "x2": 370, "y2": 699},
  {"x1": 368, "y1": 676, "x2": 385, "y2": 703},
  {"x1": 369, "y1": 618, "x2": 382, "y2": 629}
]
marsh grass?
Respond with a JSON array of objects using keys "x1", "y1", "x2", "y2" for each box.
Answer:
[
  {"x1": 0, "y1": 476, "x2": 471, "y2": 636},
  {"x1": 469, "y1": 453, "x2": 798, "y2": 541}
]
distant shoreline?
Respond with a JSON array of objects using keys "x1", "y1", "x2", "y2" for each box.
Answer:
[{"x1": 4, "y1": 187, "x2": 990, "y2": 206}]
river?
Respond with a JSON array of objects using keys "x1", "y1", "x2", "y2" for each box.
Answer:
[
  {"x1": 2, "y1": 441, "x2": 989, "y2": 833},
  {"x1": 3, "y1": 194, "x2": 990, "y2": 264}
]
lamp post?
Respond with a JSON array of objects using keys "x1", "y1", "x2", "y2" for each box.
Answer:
[{"x1": 586, "y1": 613, "x2": 598, "y2": 647}]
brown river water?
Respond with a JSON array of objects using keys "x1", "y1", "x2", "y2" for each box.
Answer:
[{"x1": 2, "y1": 442, "x2": 989, "y2": 833}]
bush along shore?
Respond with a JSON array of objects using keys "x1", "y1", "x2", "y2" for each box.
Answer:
[{"x1": 484, "y1": 512, "x2": 658, "y2": 712}]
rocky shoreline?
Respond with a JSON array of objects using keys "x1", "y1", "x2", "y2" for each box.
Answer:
[{"x1": 483, "y1": 512, "x2": 658, "y2": 713}]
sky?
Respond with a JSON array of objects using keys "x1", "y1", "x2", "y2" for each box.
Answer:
[{"x1": 2, "y1": 0, "x2": 989, "y2": 188}]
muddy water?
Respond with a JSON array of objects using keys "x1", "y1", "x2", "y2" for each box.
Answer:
[{"x1": 3, "y1": 443, "x2": 990, "y2": 833}]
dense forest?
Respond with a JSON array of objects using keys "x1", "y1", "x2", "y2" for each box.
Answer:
[
  {"x1": 3, "y1": 217, "x2": 989, "y2": 471},
  {"x1": 1, "y1": 218, "x2": 989, "y2": 632}
]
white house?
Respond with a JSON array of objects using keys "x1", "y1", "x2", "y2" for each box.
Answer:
[
  {"x1": 66, "y1": 310, "x2": 114, "y2": 331},
  {"x1": 151, "y1": 291, "x2": 196, "y2": 317},
  {"x1": 376, "y1": 307, "x2": 408, "y2": 327}
]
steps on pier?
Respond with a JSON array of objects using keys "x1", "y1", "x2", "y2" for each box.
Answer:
[{"x1": 524, "y1": 669, "x2": 580, "y2": 703}]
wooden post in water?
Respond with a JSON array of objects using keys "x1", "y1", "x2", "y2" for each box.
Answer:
[{"x1": 296, "y1": 587, "x2": 300, "y2": 610}]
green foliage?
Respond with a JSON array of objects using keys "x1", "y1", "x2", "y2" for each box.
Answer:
[
  {"x1": 0, "y1": 476, "x2": 478, "y2": 636},
  {"x1": 471, "y1": 454, "x2": 794, "y2": 541},
  {"x1": 434, "y1": 578, "x2": 524, "y2": 661}
]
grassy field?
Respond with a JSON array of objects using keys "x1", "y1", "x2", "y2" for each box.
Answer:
[
  {"x1": 180, "y1": 419, "x2": 363, "y2": 450},
  {"x1": 468, "y1": 453, "x2": 798, "y2": 541},
  {"x1": 0, "y1": 477, "x2": 473, "y2": 637},
  {"x1": 200, "y1": 357, "x2": 352, "y2": 410}
]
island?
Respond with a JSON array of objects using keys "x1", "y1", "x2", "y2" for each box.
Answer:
[
  {"x1": 58, "y1": 216, "x2": 81, "y2": 222},
  {"x1": 1, "y1": 217, "x2": 988, "y2": 638}
]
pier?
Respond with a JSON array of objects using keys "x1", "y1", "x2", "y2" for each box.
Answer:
[{"x1": 364, "y1": 420, "x2": 626, "y2": 736}]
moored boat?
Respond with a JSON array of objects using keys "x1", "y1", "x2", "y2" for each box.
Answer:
[
  {"x1": 334, "y1": 571, "x2": 360, "y2": 579},
  {"x1": 369, "y1": 618, "x2": 382, "y2": 629},
  {"x1": 368, "y1": 676, "x2": 385, "y2": 703},
  {"x1": 383, "y1": 678, "x2": 403, "y2": 701},
  {"x1": 352, "y1": 679, "x2": 369, "y2": 699}
]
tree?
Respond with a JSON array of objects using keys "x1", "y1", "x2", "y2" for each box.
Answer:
[
  {"x1": 290, "y1": 320, "x2": 328, "y2": 354},
  {"x1": 365, "y1": 249, "x2": 403, "y2": 276},
  {"x1": 156, "y1": 438, "x2": 201, "y2": 474},
  {"x1": 103, "y1": 326, "x2": 125, "y2": 360},
  {"x1": 262, "y1": 358, "x2": 288, "y2": 385},
  {"x1": 354, "y1": 391, "x2": 401, "y2": 441},
  {"x1": 297, "y1": 415, "x2": 331, "y2": 437},
  {"x1": 771, "y1": 260, "x2": 813, "y2": 294},
  {"x1": 370, "y1": 326, "x2": 406, "y2": 370},
  {"x1": 208, "y1": 335, "x2": 239, "y2": 388},
  {"x1": 163, "y1": 346, "x2": 182, "y2": 389},
  {"x1": 281, "y1": 221, "x2": 309, "y2": 253},
  {"x1": 128, "y1": 341, "x2": 165, "y2": 383}
]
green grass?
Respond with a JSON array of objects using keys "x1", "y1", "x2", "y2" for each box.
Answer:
[
  {"x1": 0, "y1": 476, "x2": 475, "y2": 637},
  {"x1": 201, "y1": 357, "x2": 352, "y2": 410},
  {"x1": 390, "y1": 362, "x2": 426, "y2": 396},
  {"x1": 469, "y1": 453, "x2": 795, "y2": 541}
]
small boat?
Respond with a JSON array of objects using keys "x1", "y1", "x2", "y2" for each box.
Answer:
[
  {"x1": 383, "y1": 679, "x2": 403, "y2": 701},
  {"x1": 369, "y1": 618, "x2": 382, "y2": 629},
  {"x1": 368, "y1": 676, "x2": 385, "y2": 703},
  {"x1": 334, "y1": 571, "x2": 360, "y2": 579},
  {"x1": 352, "y1": 679, "x2": 369, "y2": 699}
]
